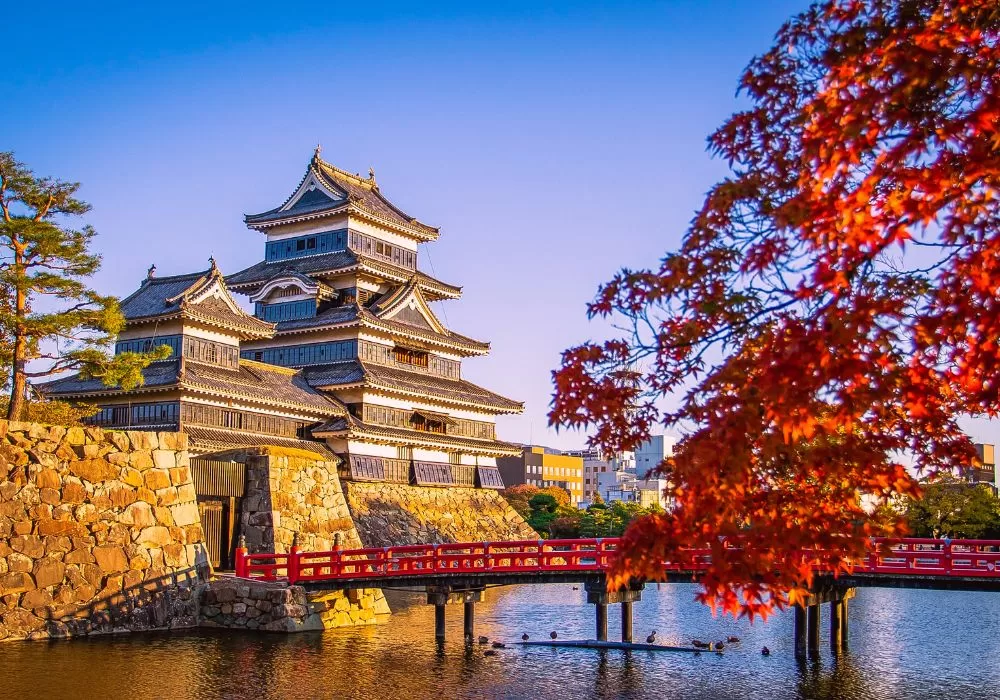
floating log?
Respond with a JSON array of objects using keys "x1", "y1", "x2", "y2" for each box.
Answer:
[{"x1": 519, "y1": 639, "x2": 706, "y2": 653}]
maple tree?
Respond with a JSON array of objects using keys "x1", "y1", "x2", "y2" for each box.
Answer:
[{"x1": 550, "y1": 0, "x2": 999, "y2": 618}]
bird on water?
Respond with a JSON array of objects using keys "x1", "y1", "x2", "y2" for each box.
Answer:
[
  {"x1": 728, "y1": 636, "x2": 740, "y2": 643},
  {"x1": 522, "y1": 633, "x2": 529, "y2": 641},
  {"x1": 646, "y1": 631, "x2": 657, "y2": 644},
  {"x1": 761, "y1": 646, "x2": 771, "y2": 656},
  {"x1": 478, "y1": 636, "x2": 489, "y2": 645},
  {"x1": 550, "y1": 631, "x2": 558, "y2": 640}
]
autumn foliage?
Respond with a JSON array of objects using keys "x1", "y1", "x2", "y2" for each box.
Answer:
[{"x1": 550, "y1": 0, "x2": 999, "y2": 618}]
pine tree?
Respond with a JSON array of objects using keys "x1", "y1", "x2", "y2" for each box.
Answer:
[{"x1": 0, "y1": 152, "x2": 169, "y2": 420}]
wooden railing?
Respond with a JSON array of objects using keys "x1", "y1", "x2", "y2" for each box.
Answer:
[{"x1": 235, "y1": 537, "x2": 1000, "y2": 585}]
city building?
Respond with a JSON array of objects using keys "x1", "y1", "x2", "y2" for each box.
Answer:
[
  {"x1": 564, "y1": 447, "x2": 612, "y2": 503},
  {"x1": 634, "y1": 434, "x2": 676, "y2": 476},
  {"x1": 970, "y1": 443, "x2": 997, "y2": 492},
  {"x1": 41, "y1": 150, "x2": 523, "y2": 490},
  {"x1": 497, "y1": 446, "x2": 585, "y2": 505}
]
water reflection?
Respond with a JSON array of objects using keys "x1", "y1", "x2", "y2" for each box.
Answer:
[{"x1": 1, "y1": 585, "x2": 998, "y2": 700}]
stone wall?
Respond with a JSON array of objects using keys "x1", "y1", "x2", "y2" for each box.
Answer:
[
  {"x1": 200, "y1": 578, "x2": 388, "y2": 632},
  {"x1": 343, "y1": 483, "x2": 537, "y2": 548},
  {"x1": 206, "y1": 446, "x2": 363, "y2": 554},
  {"x1": 0, "y1": 420, "x2": 210, "y2": 641}
]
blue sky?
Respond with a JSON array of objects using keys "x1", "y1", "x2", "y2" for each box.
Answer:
[{"x1": 11, "y1": 1, "x2": 991, "y2": 449}]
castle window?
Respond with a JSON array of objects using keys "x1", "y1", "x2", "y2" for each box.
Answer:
[{"x1": 394, "y1": 347, "x2": 428, "y2": 368}]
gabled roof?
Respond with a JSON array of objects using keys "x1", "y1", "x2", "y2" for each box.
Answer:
[
  {"x1": 247, "y1": 270, "x2": 334, "y2": 304},
  {"x1": 120, "y1": 263, "x2": 275, "y2": 339},
  {"x1": 225, "y1": 249, "x2": 461, "y2": 301},
  {"x1": 302, "y1": 360, "x2": 523, "y2": 413},
  {"x1": 245, "y1": 149, "x2": 439, "y2": 241},
  {"x1": 39, "y1": 359, "x2": 340, "y2": 416},
  {"x1": 255, "y1": 300, "x2": 489, "y2": 355},
  {"x1": 370, "y1": 280, "x2": 447, "y2": 335}
]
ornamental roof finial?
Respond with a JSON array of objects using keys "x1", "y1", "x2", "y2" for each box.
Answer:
[
  {"x1": 208, "y1": 255, "x2": 217, "y2": 272},
  {"x1": 146, "y1": 263, "x2": 156, "y2": 280},
  {"x1": 314, "y1": 143, "x2": 322, "y2": 160}
]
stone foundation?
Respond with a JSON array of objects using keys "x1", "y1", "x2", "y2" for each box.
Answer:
[
  {"x1": 200, "y1": 578, "x2": 388, "y2": 632},
  {"x1": 206, "y1": 447, "x2": 362, "y2": 554},
  {"x1": 0, "y1": 420, "x2": 211, "y2": 641},
  {"x1": 343, "y1": 483, "x2": 537, "y2": 548}
]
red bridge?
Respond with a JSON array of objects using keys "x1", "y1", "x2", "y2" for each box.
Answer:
[
  {"x1": 236, "y1": 536, "x2": 1000, "y2": 588},
  {"x1": 234, "y1": 537, "x2": 1000, "y2": 655}
]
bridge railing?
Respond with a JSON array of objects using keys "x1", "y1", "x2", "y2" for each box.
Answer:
[
  {"x1": 233, "y1": 537, "x2": 1000, "y2": 584},
  {"x1": 235, "y1": 538, "x2": 622, "y2": 584}
]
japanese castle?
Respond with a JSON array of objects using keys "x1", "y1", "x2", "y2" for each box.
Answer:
[{"x1": 42, "y1": 149, "x2": 522, "y2": 488}]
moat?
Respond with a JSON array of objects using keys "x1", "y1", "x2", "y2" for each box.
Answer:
[{"x1": 4, "y1": 583, "x2": 999, "y2": 700}]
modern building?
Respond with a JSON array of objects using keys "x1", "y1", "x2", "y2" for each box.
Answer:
[
  {"x1": 41, "y1": 149, "x2": 523, "y2": 490},
  {"x1": 497, "y1": 446, "x2": 585, "y2": 505},
  {"x1": 970, "y1": 443, "x2": 997, "y2": 492},
  {"x1": 634, "y1": 434, "x2": 676, "y2": 476},
  {"x1": 564, "y1": 447, "x2": 611, "y2": 503},
  {"x1": 597, "y1": 469, "x2": 670, "y2": 509}
]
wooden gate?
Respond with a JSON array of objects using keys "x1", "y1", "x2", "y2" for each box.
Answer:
[{"x1": 191, "y1": 457, "x2": 246, "y2": 570}]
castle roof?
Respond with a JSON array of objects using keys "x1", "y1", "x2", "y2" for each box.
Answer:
[
  {"x1": 260, "y1": 301, "x2": 489, "y2": 355},
  {"x1": 225, "y1": 249, "x2": 461, "y2": 301},
  {"x1": 183, "y1": 425, "x2": 337, "y2": 460},
  {"x1": 311, "y1": 414, "x2": 522, "y2": 457},
  {"x1": 303, "y1": 360, "x2": 523, "y2": 413},
  {"x1": 245, "y1": 149, "x2": 439, "y2": 241},
  {"x1": 40, "y1": 359, "x2": 340, "y2": 416},
  {"x1": 120, "y1": 264, "x2": 275, "y2": 339}
]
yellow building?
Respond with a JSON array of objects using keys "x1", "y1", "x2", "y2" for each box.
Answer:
[{"x1": 497, "y1": 446, "x2": 585, "y2": 506}]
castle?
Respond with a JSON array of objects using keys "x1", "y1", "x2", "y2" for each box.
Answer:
[{"x1": 42, "y1": 149, "x2": 522, "y2": 491}]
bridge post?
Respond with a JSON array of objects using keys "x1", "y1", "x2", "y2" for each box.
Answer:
[
  {"x1": 621, "y1": 600, "x2": 633, "y2": 643},
  {"x1": 434, "y1": 603, "x2": 446, "y2": 643},
  {"x1": 794, "y1": 605, "x2": 806, "y2": 655},
  {"x1": 595, "y1": 603, "x2": 608, "y2": 642},
  {"x1": 464, "y1": 600, "x2": 475, "y2": 642},
  {"x1": 807, "y1": 603, "x2": 820, "y2": 656},
  {"x1": 841, "y1": 596, "x2": 849, "y2": 648},
  {"x1": 829, "y1": 599, "x2": 842, "y2": 652}
]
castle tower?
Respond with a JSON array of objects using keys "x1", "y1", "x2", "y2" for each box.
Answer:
[{"x1": 226, "y1": 150, "x2": 522, "y2": 487}]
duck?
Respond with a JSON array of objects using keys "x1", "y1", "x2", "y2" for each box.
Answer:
[
  {"x1": 727, "y1": 635, "x2": 741, "y2": 643},
  {"x1": 761, "y1": 646, "x2": 771, "y2": 656},
  {"x1": 477, "y1": 636, "x2": 489, "y2": 645},
  {"x1": 522, "y1": 633, "x2": 529, "y2": 641},
  {"x1": 484, "y1": 649, "x2": 498, "y2": 657},
  {"x1": 714, "y1": 641, "x2": 725, "y2": 651},
  {"x1": 550, "y1": 631, "x2": 558, "y2": 640},
  {"x1": 646, "y1": 631, "x2": 657, "y2": 644},
  {"x1": 692, "y1": 639, "x2": 710, "y2": 649},
  {"x1": 492, "y1": 642, "x2": 506, "y2": 649}
]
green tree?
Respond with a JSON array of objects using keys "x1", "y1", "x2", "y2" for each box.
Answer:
[
  {"x1": 0, "y1": 152, "x2": 168, "y2": 420},
  {"x1": 904, "y1": 477, "x2": 1000, "y2": 539}
]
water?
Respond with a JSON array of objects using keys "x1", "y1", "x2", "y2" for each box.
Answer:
[{"x1": 2, "y1": 584, "x2": 998, "y2": 700}]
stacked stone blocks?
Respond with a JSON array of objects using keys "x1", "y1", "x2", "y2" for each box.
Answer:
[{"x1": 0, "y1": 420, "x2": 210, "y2": 641}]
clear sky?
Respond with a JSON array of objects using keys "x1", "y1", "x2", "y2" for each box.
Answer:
[{"x1": 9, "y1": 1, "x2": 993, "y2": 449}]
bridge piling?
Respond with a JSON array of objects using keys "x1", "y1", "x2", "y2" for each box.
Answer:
[
  {"x1": 621, "y1": 600, "x2": 633, "y2": 643},
  {"x1": 463, "y1": 600, "x2": 475, "y2": 642},
  {"x1": 794, "y1": 605, "x2": 807, "y2": 656},
  {"x1": 595, "y1": 604, "x2": 608, "y2": 641},
  {"x1": 807, "y1": 603, "x2": 820, "y2": 656},
  {"x1": 434, "y1": 603, "x2": 446, "y2": 642},
  {"x1": 840, "y1": 597, "x2": 849, "y2": 648},
  {"x1": 829, "y1": 600, "x2": 842, "y2": 652}
]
